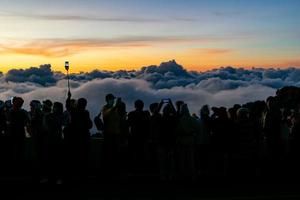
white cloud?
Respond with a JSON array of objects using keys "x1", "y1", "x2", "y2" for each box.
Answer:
[{"x1": 1, "y1": 60, "x2": 298, "y2": 132}]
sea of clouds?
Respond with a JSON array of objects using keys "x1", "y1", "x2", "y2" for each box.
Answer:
[{"x1": 1, "y1": 60, "x2": 300, "y2": 119}]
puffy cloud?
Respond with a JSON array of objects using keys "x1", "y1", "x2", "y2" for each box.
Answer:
[
  {"x1": 0, "y1": 77, "x2": 276, "y2": 118},
  {"x1": 194, "y1": 78, "x2": 247, "y2": 93},
  {"x1": 1, "y1": 60, "x2": 300, "y2": 129},
  {"x1": 5, "y1": 64, "x2": 56, "y2": 86},
  {"x1": 5, "y1": 60, "x2": 300, "y2": 90},
  {"x1": 0, "y1": 61, "x2": 292, "y2": 133}
]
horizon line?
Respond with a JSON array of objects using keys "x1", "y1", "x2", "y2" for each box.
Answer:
[{"x1": 1, "y1": 60, "x2": 300, "y2": 74}]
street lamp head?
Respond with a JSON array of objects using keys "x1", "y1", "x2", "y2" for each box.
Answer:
[{"x1": 65, "y1": 61, "x2": 69, "y2": 71}]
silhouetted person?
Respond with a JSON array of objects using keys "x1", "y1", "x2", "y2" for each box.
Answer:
[
  {"x1": 63, "y1": 92, "x2": 76, "y2": 142},
  {"x1": 157, "y1": 99, "x2": 177, "y2": 180},
  {"x1": 28, "y1": 100, "x2": 43, "y2": 139},
  {"x1": 102, "y1": 94, "x2": 123, "y2": 178},
  {"x1": 0, "y1": 101, "x2": 7, "y2": 172},
  {"x1": 0, "y1": 100, "x2": 6, "y2": 136},
  {"x1": 6, "y1": 97, "x2": 29, "y2": 174},
  {"x1": 34, "y1": 99, "x2": 53, "y2": 183},
  {"x1": 175, "y1": 104, "x2": 198, "y2": 179},
  {"x1": 0, "y1": 101, "x2": 5, "y2": 136},
  {"x1": 116, "y1": 100, "x2": 129, "y2": 176},
  {"x1": 195, "y1": 105, "x2": 212, "y2": 176},
  {"x1": 70, "y1": 98, "x2": 93, "y2": 178},
  {"x1": 211, "y1": 107, "x2": 233, "y2": 176},
  {"x1": 44, "y1": 102, "x2": 64, "y2": 184},
  {"x1": 262, "y1": 96, "x2": 282, "y2": 176},
  {"x1": 147, "y1": 102, "x2": 163, "y2": 174},
  {"x1": 263, "y1": 97, "x2": 282, "y2": 147},
  {"x1": 1, "y1": 100, "x2": 12, "y2": 168},
  {"x1": 62, "y1": 92, "x2": 76, "y2": 180},
  {"x1": 94, "y1": 112, "x2": 104, "y2": 135},
  {"x1": 27, "y1": 100, "x2": 44, "y2": 180},
  {"x1": 175, "y1": 100, "x2": 184, "y2": 117},
  {"x1": 127, "y1": 99, "x2": 150, "y2": 175},
  {"x1": 288, "y1": 108, "x2": 300, "y2": 176},
  {"x1": 233, "y1": 108, "x2": 258, "y2": 177}
]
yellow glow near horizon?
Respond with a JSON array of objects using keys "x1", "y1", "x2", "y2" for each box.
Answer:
[{"x1": 0, "y1": 46, "x2": 299, "y2": 73}]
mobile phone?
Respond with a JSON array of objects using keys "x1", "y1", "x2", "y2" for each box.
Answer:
[{"x1": 162, "y1": 99, "x2": 170, "y2": 103}]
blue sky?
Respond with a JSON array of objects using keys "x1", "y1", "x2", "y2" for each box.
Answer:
[{"x1": 0, "y1": 0, "x2": 299, "y2": 72}]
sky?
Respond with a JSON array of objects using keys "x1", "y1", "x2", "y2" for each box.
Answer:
[{"x1": 0, "y1": 0, "x2": 300, "y2": 72}]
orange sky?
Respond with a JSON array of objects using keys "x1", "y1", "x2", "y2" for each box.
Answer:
[
  {"x1": 1, "y1": 42, "x2": 299, "y2": 73},
  {"x1": 1, "y1": 0, "x2": 300, "y2": 73}
]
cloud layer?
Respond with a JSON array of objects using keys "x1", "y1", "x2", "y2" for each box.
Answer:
[{"x1": 1, "y1": 60, "x2": 299, "y2": 123}]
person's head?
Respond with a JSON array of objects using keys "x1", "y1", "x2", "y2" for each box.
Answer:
[
  {"x1": 163, "y1": 104, "x2": 173, "y2": 117},
  {"x1": 233, "y1": 104, "x2": 241, "y2": 110},
  {"x1": 30, "y1": 100, "x2": 41, "y2": 113},
  {"x1": 237, "y1": 108, "x2": 250, "y2": 121},
  {"x1": 12, "y1": 97, "x2": 24, "y2": 110},
  {"x1": 192, "y1": 113, "x2": 199, "y2": 119},
  {"x1": 105, "y1": 93, "x2": 115, "y2": 106},
  {"x1": 149, "y1": 103, "x2": 159, "y2": 114},
  {"x1": 4, "y1": 100, "x2": 12, "y2": 110},
  {"x1": 117, "y1": 101, "x2": 127, "y2": 116},
  {"x1": 134, "y1": 99, "x2": 144, "y2": 111},
  {"x1": 219, "y1": 107, "x2": 228, "y2": 119},
  {"x1": 53, "y1": 102, "x2": 63, "y2": 115},
  {"x1": 200, "y1": 105, "x2": 210, "y2": 118},
  {"x1": 266, "y1": 96, "x2": 277, "y2": 110},
  {"x1": 176, "y1": 100, "x2": 184, "y2": 112},
  {"x1": 0, "y1": 100, "x2": 4, "y2": 110},
  {"x1": 77, "y1": 98, "x2": 87, "y2": 110},
  {"x1": 297, "y1": 102, "x2": 300, "y2": 113},
  {"x1": 180, "y1": 104, "x2": 190, "y2": 117},
  {"x1": 42, "y1": 99, "x2": 53, "y2": 113},
  {"x1": 211, "y1": 107, "x2": 218, "y2": 114},
  {"x1": 228, "y1": 107, "x2": 237, "y2": 120},
  {"x1": 70, "y1": 99, "x2": 77, "y2": 110}
]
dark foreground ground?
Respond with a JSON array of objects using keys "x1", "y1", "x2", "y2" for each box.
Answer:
[
  {"x1": 0, "y1": 139, "x2": 299, "y2": 199},
  {"x1": 1, "y1": 176, "x2": 300, "y2": 200}
]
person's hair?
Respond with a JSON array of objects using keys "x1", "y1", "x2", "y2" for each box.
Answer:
[
  {"x1": 228, "y1": 107, "x2": 237, "y2": 120},
  {"x1": 53, "y1": 102, "x2": 63, "y2": 115},
  {"x1": 149, "y1": 103, "x2": 159, "y2": 113},
  {"x1": 117, "y1": 101, "x2": 126, "y2": 116},
  {"x1": 176, "y1": 100, "x2": 184, "y2": 109},
  {"x1": 180, "y1": 104, "x2": 190, "y2": 116},
  {"x1": 266, "y1": 96, "x2": 277, "y2": 109},
  {"x1": 237, "y1": 108, "x2": 250, "y2": 120},
  {"x1": 266, "y1": 96, "x2": 275, "y2": 103},
  {"x1": 42, "y1": 99, "x2": 53, "y2": 112},
  {"x1": 77, "y1": 98, "x2": 87, "y2": 110},
  {"x1": 0, "y1": 100, "x2": 4, "y2": 109},
  {"x1": 134, "y1": 99, "x2": 144, "y2": 110},
  {"x1": 12, "y1": 97, "x2": 24, "y2": 109},
  {"x1": 30, "y1": 100, "x2": 41, "y2": 111},
  {"x1": 219, "y1": 107, "x2": 228, "y2": 119},
  {"x1": 200, "y1": 105, "x2": 210, "y2": 117},
  {"x1": 163, "y1": 104, "x2": 173, "y2": 116}
]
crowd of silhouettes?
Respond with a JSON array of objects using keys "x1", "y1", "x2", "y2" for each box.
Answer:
[{"x1": 0, "y1": 86, "x2": 300, "y2": 184}]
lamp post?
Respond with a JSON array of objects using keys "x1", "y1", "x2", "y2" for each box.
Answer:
[{"x1": 65, "y1": 61, "x2": 70, "y2": 96}]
